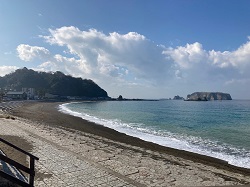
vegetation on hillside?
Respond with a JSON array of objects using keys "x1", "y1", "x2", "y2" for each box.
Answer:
[{"x1": 0, "y1": 68, "x2": 108, "y2": 98}]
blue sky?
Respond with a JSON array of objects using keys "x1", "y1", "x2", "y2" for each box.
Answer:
[{"x1": 1, "y1": 0, "x2": 250, "y2": 99}]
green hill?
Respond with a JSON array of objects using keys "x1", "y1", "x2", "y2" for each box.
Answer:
[{"x1": 0, "y1": 67, "x2": 108, "y2": 98}]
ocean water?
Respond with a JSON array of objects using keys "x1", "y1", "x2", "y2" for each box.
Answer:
[{"x1": 59, "y1": 100, "x2": 250, "y2": 169}]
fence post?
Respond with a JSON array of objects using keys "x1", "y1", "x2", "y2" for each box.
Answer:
[{"x1": 29, "y1": 157, "x2": 35, "y2": 186}]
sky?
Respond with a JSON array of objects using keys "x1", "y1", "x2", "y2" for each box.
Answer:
[{"x1": 1, "y1": 0, "x2": 250, "y2": 99}]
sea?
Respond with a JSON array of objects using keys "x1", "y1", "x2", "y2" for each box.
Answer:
[{"x1": 59, "y1": 100, "x2": 250, "y2": 169}]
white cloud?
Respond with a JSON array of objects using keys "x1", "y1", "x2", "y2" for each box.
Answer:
[
  {"x1": 17, "y1": 44, "x2": 50, "y2": 62},
  {"x1": 41, "y1": 26, "x2": 170, "y2": 82},
  {"x1": 175, "y1": 70, "x2": 183, "y2": 79},
  {"x1": 164, "y1": 38, "x2": 250, "y2": 72},
  {"x1": 209, "y1": 39, "x2": 250, "y2": 70},
  {"x1": 163, "y1": 42, "x2": 207, "y2": 69},
  {"x1": 38, "y1": 54, "x2": 91, "y2": 77},
  {"x1": 0, "y1": 66, "x2": 18, "y2": 76},
  {"x1": 163, "y1": 38, "x2": 250, "y2": 89}
]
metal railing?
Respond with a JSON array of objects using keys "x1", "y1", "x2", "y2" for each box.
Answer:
[{"x1": 0, "y1": 137, "x2": 39, "y2": 187}]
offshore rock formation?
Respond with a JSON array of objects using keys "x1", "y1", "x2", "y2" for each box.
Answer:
[
  {"x1": 173, "y1": 95, "x2": 184, "y2": 100},
  {"x1": 186, "y1": 92, "x2": 232, "y2": 101}
]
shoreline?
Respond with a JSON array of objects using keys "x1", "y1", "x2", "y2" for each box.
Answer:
[
  {"x1": 10, "y1": 101, "x2": 250, "y2": 176},
  {"x1": 0, "y1": 100, "x2": 249, "y2": 186},
  {"x1": 58, "y1": 101, "x2": 250, "y2": 170}
]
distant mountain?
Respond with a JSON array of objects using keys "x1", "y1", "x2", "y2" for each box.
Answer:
[
  {"x1": 186, "y1": 92, "x2": 232, "y2": 101},
  {"x1": 0, "y1": 67, "x2": 108, "y2": 98}
]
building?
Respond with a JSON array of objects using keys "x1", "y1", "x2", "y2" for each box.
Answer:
[
  {"x1": 6, "y1": 91, "x2": 27, "y2": 100},
  {"x1": 22, "y1": 88, "x2": 35, "y2": 99}
]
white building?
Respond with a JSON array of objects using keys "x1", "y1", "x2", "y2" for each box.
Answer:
[{"x1": 22, "y1": 88, "x2": 35, "y2": 99}]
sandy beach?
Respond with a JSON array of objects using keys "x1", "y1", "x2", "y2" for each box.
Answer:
[{"x1": 1, "y1": 101, "x2": 250, "y2": 186}]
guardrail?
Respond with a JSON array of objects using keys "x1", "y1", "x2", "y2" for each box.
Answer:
[{"x1": 0, "y1": 137, "x2": 39, "y2": 187}]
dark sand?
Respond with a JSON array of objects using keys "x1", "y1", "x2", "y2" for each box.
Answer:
[{"x1": 10, "y1": 101, "x2": 250, "y2": 176}]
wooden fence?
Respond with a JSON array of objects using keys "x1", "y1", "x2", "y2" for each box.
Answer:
[{"x1": 0, "y1": 137, "x2": 39, "y2": 187}]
